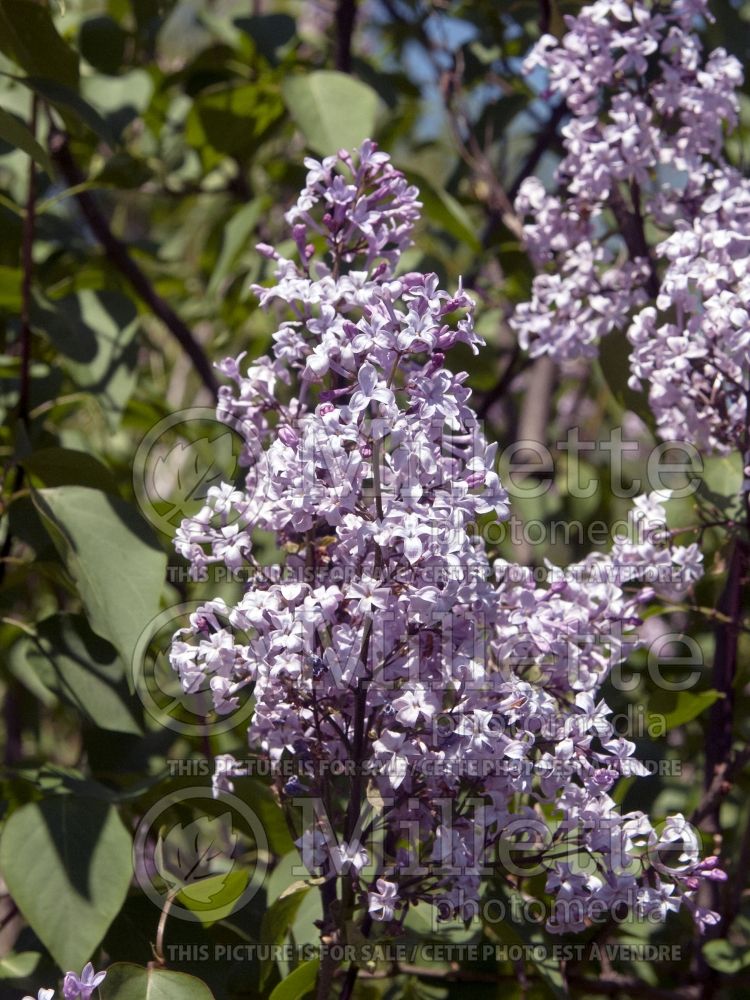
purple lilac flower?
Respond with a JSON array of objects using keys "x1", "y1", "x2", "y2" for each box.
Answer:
[
  {"x1": 63, "y1": 964, "x2": 106, "y2": 1000},
  {"x1": 170, "y1": 140, "x2": 717, "y2": 935},
  {"x1": 368, "y1": 878, "x2": 399, "y2": 921},
  {"x1": 512, "y1": 0, "x2": 748, "y2": 454}
]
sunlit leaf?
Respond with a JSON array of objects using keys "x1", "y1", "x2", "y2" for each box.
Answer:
[
  {"x1": 282, "y1": 71, "x2": 379, "y2": 157},
  {"x1": 32, "y1": 486, "x2": 167, "y2": 670}
]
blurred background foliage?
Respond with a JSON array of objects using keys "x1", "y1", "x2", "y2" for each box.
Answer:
[{"x1": 0, "y1": 1, "x2": 750, "y2": 998}]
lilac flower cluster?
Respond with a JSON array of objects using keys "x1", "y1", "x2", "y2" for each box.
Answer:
[
  {"x1": 628, "y1": 181, "x2": 750, "y2": 452},
  {"x1": 512, "y1": 0, "x2": 749, "y2": 453},
  {"x1": 171, "y1": 142, "x2": 717, "y2": 935},
  {"x1": 23, "y1": 964, "x2": 106, "y2": 1000}
]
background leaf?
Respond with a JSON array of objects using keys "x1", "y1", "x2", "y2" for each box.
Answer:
[
  {"x1": 32, "y1": 486, "x2": 167, "y2": 670},
  {"x1": 100, "y1": 963, "x2": 216, "y2": 1000},
  {"x1": 0, "y1": 0, "x2": 78, "y2": 85},
  {"x1": 260, "y1": 885, "x2": 311, "y2": 988},
  {"x1": 36, "y1": 290, "x2": 140, "y2": 429},
  {"x1": 0, "y1": 107, "x2": 51, "y2": 172},
  {"x1": 282, "y1": 71, "x2": 379, "y2": 156},
  {"x1": 268, "y1": 958, "x2": 320, "y2": 1000},
  {"x1": 0, "y1": 797, "x2": 132, "y2": 971},
  {"x1": 12, "y1": 614, "x2": 142, "y2": 734}
]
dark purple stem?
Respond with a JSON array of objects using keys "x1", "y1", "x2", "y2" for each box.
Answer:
[{"x1": 335, "y1": 0, "x2": 358, "y2": 74}]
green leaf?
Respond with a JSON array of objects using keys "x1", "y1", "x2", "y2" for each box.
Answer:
[
  {"x1": 0, "y1": 797, "x2": 132, "y2": 971},
  {"x1": 32, "y1": 486, "x2": 167, "y2": 670},
  {"x1": 22, "y1": 447, "x2": 119, "y2": 492},
  {"x1": 33, "y1": 765, "x2": 162, "y2": 804},
  {"x1": 282, "y1": 71, "x2": 379, "y2": 157},
  {"x1": 241, "y1": 779, "x2": 295, "y2": 857},
  {"x1": 186, "y1": 81, "x2": 285, "y2": 167},
  {"x1": 17, "y1": 614, "x2": 142, "y2": 734},
  {"x1": 699, "y1": 453, "x2": 744, "y2": 508},
  {"x1": 100, "y1": 963, "x2": 216, "y2": 1000},
  {"x1": 18, "y1": 76, "x2": 115, "y2": 146},
  {"x1": 268, "y1": 958, "x2": 320, "y2": 1000},
  {"x1": 176, "y1": 869, "x2": 250, "y2": 922},
  {"x1": 234, "y1": 14, "x2": 296, "y2": 61},
  {"x1": 402, "y1": 168, "x2": 481, "y2": 252},
  {"x1": 260, "y1": 884, "x2": 312, "y2": 988},
  {"x1": 94, "y1": 152, "x2": 153, "y2": 190},
  {"x1": 0, "y1": 951, "x2": 41, "y2": 979},
  {"x1": 207, "y1": 200, "x2": 263, "y2": 297},
  {"x1": 35, "y1": 290, "x2": 139, "y2": 429},
  {"x1": 0, "y1": 0, "x2": 78, "y2": 86},
  {"x1": 0, "y1": 108, "x2": 51, "y2": 173},
  {"x1": 265, "y1": 851, "x2": 324, "y2": 971},
  {"x1": 81, "y1": 70, "x2": 152, "y2": 131},
  {"x1": 703, "y1": 939, "x2": 750, "y2": 974},
  {"x1": 0, "y1": 356, "x2": 60, "y2": 420},
  {"x1": 7, "y1": 634, "x2": 57, "y2": 708},
  {"x1": 649, "y1": 689, "x2": 723, "y2": 732},
  {"x1": 597, "y1": 329, "x2": 655, "y2": 430},
  {"x1": 79, "y1": 16, "x2": 126, "y2": 76},
  {"x1": 0, "y1": 266, "x2": 22, "y2": 311}
]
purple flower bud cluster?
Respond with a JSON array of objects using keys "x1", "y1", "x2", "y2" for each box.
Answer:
[
  {"x1": 512, "y1": 0, "x2": 749, "y2": 453},
  {"x1": 282, "y1": 139, "x2": 421, "y2": 277},
  {"x1": 171, "y1": 142, "x2": 717, "y2": 935}
]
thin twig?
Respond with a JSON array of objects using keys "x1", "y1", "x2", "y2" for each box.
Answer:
[
  {"x1": 704, "y1": 541, "x2": 745, "y2": 832},
  {"x1": 608, "y1": 183, "x2": 660, "y2": 297},
  {"x1": 691, "y1": 746, "x2": 750, "y2": 827},
  {"x1": 508, "y1": 102, "x2": 566, "y2": 203},
  {"x1": 476, "y1": 342, "x2": 529, "y2": 419},
  {"x1": 335, "y1": 0, "x2": 358, "y2": 74},
  {"x1": 153, "y1": 886, "x2": 180, "y2": 966}
]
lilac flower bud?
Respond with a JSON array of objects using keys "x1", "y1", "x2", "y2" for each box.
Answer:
[
  {"x1": 426, "y1": 352, "x2": 445, "y2": 375},
  {"x1": 256, "y1": 243, "x2": 278, "y2": 259},
  {"x1": 292, "y1": 224, "x2": 311, "y2": 263},
  {"x1": 277, "y1": 425, "x2": 299, "y2": 448}
]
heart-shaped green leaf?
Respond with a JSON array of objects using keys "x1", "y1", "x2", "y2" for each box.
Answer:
[
  {"x1": 0, "y1": 798, "x2": 132, "y2": 971},
  {"x1": 100, "y1": 963, "x2": 216, "y2": 1000}
]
